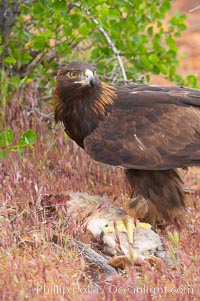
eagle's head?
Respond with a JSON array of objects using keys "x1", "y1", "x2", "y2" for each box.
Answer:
[
  {"x1": 56, "y1": 61, "x2": 100, "y2": 94},
  {"x1": 54, "y1": 60, "x2": 115, "y2": 119},
  {"x1": 54, "y1": 61, "x2": 116, "y2": 147}
]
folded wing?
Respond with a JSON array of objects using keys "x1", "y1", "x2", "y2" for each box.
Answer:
[{"x1": 84, "y1": 86, "x2": 200, "y2": 170}]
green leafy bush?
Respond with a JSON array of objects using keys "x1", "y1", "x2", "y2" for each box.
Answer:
[
  {"x1": 0, "y1": 129, "x2": 37, "y2": 159},
  {"x1": 1, "y1": 0, "x2": 199, "y2": 108}
]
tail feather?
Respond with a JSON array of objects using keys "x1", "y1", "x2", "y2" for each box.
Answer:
[{"x1": 125, "y1": 169, "x2": 186, "y2": 228}]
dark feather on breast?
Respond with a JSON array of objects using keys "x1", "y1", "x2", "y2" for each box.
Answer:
[{"x1": 54, "y1": 79, "x2": 116, "y2": 147}]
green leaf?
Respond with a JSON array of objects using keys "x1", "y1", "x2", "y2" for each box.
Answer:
[
  {"x1": 140, "y1": 55, "x2": 151, "y2": 69},
  {"x1": 160, "y1": 2, "x2": 171, "y2": 14},
  {"x1": 186, "y1": 75, "x2": 198, "y2": 87},
  {"x1": 18, "y1": 130, "x2": 37, "y2": 147},
  {"x1": 51, "y1": 0, "x2": 67, "y2": 10},
  {"x1": 107, "y1": 9, "x2": 121, "y2": 20},
  {"x1": 152, "y1": 65, "x2": 160, "y2": 74},
  {"x1": 79, "y1": 23, "x2": 90, "y2": 35},
  {"x1": 10, "y1": 77, "x2": 21, "y2": 87},
  {"x1": 148, "y1": 53, "x2": 159, "y2": 64},
  {"x1": 160, "y1": 63, "x2": 168, "y2": 75},
  {"x1": 0, "y1": 130, "x2": 14, "y2": 147},
  {"x1": 62, "y1": 26, "x2": 72, "y2": 36},
  {"x1": 147, "y1": 26, "x2": 153, "y2": 36},
  {"x1": 169, "y1": 16, "x2": 179, "y2": 26},
  {"x1": 177, "y1": 23, "x2": 187, "y2": 32},
  {"x1": 100, "y1": 4, "x2": 109, "y2": 19},
  {"x1": 31, "y1": 35, "x2": 45, "y2": 51},
  {"x1": 3, "y1": 57, "x2": 16, "y2": 65},
  {"x1": 70, "y1": 14, "x2": 81, "y2": 27},
  {"x1": 20, "y1": 52, "x2": 32, "y2": 65},
  {"x1": 166, "y1": 36, "x2": 177, "y2": 51}
]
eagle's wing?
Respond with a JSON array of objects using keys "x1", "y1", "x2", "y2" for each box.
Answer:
[{"x1": 84, "y1": 87, "x2": 200, "y2": 170}]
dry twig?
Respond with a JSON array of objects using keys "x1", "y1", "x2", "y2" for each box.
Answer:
[{"x1": 69, "y1": 240, "x2": 117, "y2": 277}]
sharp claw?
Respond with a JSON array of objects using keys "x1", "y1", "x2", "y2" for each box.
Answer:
[
  {"x1": 102, "y1": 218, "x2": 164, "y2": 267},
  {"x1": 122, "y1": 216, "x2": 134, "y2": 244}
]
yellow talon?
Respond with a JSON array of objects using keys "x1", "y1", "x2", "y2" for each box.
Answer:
[
  {"x1": 122, "y1": 216, "x2": 134, "y2": 244},
  {"x1": 103, "y1": 216, "x2": 136, "y2": 244},
  {"x1": 102, "y1": 218, "x2": 153, "y2": 250},
  {"x1": 103, "y1": 219, "x2": 132, "y2": 235},
  {"x1": 136, "y1": 222, "x2": 152, "y2": 230}
]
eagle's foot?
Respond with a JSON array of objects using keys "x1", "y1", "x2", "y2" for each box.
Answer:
[
  {"x1": 101, "y1": 217, "x2": 165, "y2": 267},
  {"x1": 103, "y1": 217, "x2": 152, "y2": 245}
]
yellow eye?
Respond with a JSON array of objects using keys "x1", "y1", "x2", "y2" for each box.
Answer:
[
  {"x1": 93, "y1": 70, "x2": 97, "y2": 76},
  {"x1": 69, "y1": 71, "x2": 79, "y2": 78}
]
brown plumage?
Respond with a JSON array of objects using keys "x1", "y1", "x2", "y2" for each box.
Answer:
[{"x1": 54, "y1": 61, "x2": 200, "y2": 227}]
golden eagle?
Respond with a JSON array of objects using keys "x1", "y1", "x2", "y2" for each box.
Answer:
[{"x1": 54, "y1": 61, "x2": 200, "y2": 227}]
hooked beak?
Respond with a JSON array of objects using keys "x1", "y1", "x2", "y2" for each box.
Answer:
[
  {"x1": 75, "y1": 69, "x2": 95, "y2": 87},
  {"x1": 85, "y1": 69, "x2": 95, "y2": 87}
]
